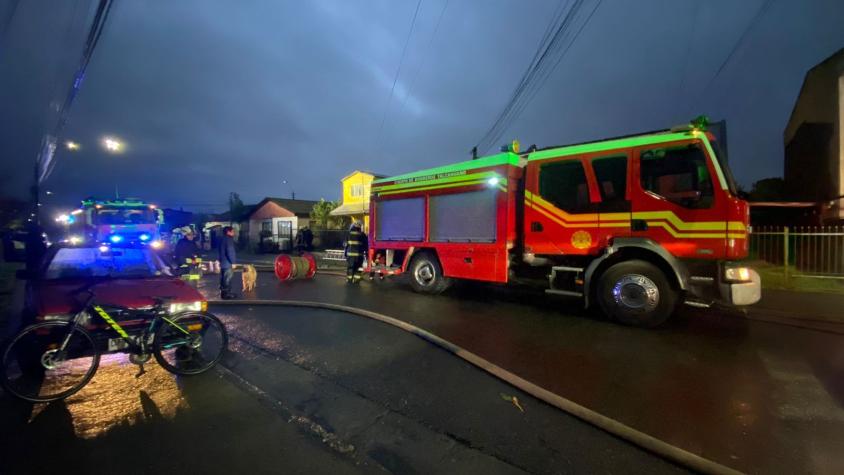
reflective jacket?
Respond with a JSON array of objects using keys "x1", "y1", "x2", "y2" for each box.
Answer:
[
  {"x1": 345, "y1": 228, "x2": 368, "y2": 258},
  {"x1": 174, "y1": 238, "x2": 199, "y2": 266}
]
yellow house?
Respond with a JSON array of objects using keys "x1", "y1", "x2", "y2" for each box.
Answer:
[{"x1": 329, "y1": 170, "x2": 384, "y2": 231}]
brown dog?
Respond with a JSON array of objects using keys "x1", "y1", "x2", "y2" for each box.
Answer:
[{"x1": 240, "y1": 264, "x2": 257, "y2": 292}]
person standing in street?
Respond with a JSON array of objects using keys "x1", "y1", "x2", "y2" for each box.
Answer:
[
  {"x1": 174, "y1": 228, "x2": 201, "y2": 285},
  {"x1": 218, "y1": 226, "x2": 237, "y2": 299},
  {"x1": 344, "y1": 221, "x2": 367, "y2": 283}
]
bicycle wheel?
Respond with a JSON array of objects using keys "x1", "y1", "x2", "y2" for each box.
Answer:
[
  {"x1": 153, "y1": 311, "x2": 227, "y2": 375},
  {"x1": 1, "y1": 322, "x2": 100, "y2": 402}
]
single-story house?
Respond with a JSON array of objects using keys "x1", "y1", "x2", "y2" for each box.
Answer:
[{"x1": 243, "y1": 197, "x2": 318, "y2": 250}]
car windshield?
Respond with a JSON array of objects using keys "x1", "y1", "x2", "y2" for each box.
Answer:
[
  {"x1": 96, "y1": 207, "x2": 155, "y2": 225},
  {"x1": 43, "y1": 247, "x2": 172, "y2": 279}
]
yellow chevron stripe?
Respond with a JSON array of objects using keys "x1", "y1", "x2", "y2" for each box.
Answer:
[
  {"x1": 525, "y1": 190, "x2": 747, "y2": 236},
  {"x1": 531, "y1": 202, "x2": 599, "y2": 228}
]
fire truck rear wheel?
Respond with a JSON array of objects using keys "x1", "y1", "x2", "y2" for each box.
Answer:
[
  {"x1": 409, "y1": 252, "x2": 451, "y2": 294},
  {"x1": 597, "y1": 260, "x2": 677, "y2": 328}
]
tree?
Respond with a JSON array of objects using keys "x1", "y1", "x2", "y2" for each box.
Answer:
[
  {"x1": 228, "y1": 192, "x2": 245, "y2": 223},
  {"x1": 748, "y1": 177, "x2": 787, "y2": 202},
  {"x1": 310, "y1": 199, "x2": 345, "y2": 229}
]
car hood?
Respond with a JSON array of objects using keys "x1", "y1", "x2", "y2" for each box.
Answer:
[{"x1": 33, "y1": 277, "x2": 204, "y2": 316}]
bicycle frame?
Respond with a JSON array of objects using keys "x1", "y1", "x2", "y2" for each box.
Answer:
[{"x1": 61, "y1": 297, "x2": 196, "y2": 357}]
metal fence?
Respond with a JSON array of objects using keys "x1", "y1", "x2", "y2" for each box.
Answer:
[{"x1": 749, "y1": 226, "x2": 844, "y2": 279}]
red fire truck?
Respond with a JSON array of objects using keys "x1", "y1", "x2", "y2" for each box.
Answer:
[
  {"x1": 367, "y1": 117, "x2": 760, "y2": 327},
  {"x1": 65, "y1": 198, "x2": 164, "y2": 249}
]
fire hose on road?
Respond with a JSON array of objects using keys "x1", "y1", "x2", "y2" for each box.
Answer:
[{"x1": 208, "y1": 297, "x2": 743, "y2": 475}]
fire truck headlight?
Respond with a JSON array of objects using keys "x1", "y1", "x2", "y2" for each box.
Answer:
[
  {"x1": 487, "y1": 176, "x2": 500, "y2": 186},
  {"x1": 69, "y1": 235, "x2": 83, "y2": 245},
  {"x1": 724, "y1": 266, "x2": 752, "y2": 283},
  {"x1": 150, "y1": 240, "x2": 164, "y2": 249},
  {"x1": 109, "y1": 234, "x2": 124, "y2": 244},
  {"x1": 139, "y1": 233, "x2": 151, "y2": 241}
]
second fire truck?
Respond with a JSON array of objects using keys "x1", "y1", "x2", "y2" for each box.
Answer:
[{"x1": 366, "y1": 117, "x2": 760, "y2": 327}]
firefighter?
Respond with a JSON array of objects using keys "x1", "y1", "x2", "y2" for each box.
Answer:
[
  {"x1": 344, "y1": 221, "x2": 367, "y2": 283},
  {"x1": 173, "y1": 228, "x2": 201, "y2": 285}
]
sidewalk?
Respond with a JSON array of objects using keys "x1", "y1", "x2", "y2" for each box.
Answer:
[{"x1": 741, "y1": 288, "x2": 844, "y2": 334}]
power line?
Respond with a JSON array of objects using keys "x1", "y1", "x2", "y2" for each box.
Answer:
[
  {"x1": 39, "y1": 0, "x2": 116, "y2": 183},
  {"x1": 694, "y1": 0, "x2": 774, "y2": 107},
  {"x1": 506, "y1": 0, "x2": 602, "y2": 140},
  {"x1": 475, "y1": 0, "x2": 602, "y2": 154},
  {"x1": 394, "y1": 0, "x2": 449, "y2": 121},
  {"x1": 474, "y1": 0, "x2": 572, "y2": 154},
  {"x1": 373, "y1": 0, "x2": 423, "y2": 157}
]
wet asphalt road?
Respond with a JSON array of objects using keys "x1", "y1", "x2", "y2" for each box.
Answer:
[
  {"x1": 200, "y1": 270, "x2": 844, "y2": 475},
  {"x1": 0, "y1": 279, "x2": 685, "y2": 474}
]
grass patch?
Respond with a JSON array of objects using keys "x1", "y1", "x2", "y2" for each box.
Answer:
[{"x1": 752, "y1": 262, "x2": 844, "y2": 294}]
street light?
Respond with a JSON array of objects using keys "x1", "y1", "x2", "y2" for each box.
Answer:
[
  {"x1": 66, "y1": 141, "x2": 80, "y2": 150},
  {"x1": 103, "y1": 137, "x2": 124, "y2": 153}
]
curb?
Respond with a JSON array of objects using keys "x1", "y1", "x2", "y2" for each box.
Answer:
[{"x1": 208, "y1": 298, "x2": 743, "y2": 475}]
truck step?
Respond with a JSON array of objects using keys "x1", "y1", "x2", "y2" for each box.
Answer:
[
  {"x1": 683, "y1": 299, "x2": 713, "y2": 308},
  {"x1": 545, "y1": 289, "x2": 584, "y2": 298},
  {"x1": 551, "y1": 266, "x2": 584, "y2": 273}
]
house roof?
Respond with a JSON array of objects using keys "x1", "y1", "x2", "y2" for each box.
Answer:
[
  {"x1": 251, "y1": 197, "x2": 319, "y2": 217},
  {"x1": 341, "y1": 170, "x2": 387, "y2": 182},
  {"x1": 329, "y1": 202, "x2": 368, "y2": 216},
  {"x1": 213, "y1": 204, "x2": 257, "y2": 222}
]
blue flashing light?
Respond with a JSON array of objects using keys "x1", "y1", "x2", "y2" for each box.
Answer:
[
  {"x1": 139, "y1": 233, "x2": 151, "y2": 241},
  {"x1": 109, "y1": 234, "x2": 124, "y2": 244}
]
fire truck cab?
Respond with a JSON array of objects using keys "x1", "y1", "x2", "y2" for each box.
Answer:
[
  {"x1": 66, "y1": 198, "x2": 164, "y2": 249},
  {"x1": 368, "y1": 118, "x2": 760, "y2": 327}
]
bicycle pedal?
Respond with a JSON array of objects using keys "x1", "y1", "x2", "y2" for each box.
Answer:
[{"x1": 135, "y1": 364, "x2": 146, "y2": 378}]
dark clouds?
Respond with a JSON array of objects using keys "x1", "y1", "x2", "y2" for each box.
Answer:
[{"x1": 2, "y1": 0, "x2": 843, "y2": 212}]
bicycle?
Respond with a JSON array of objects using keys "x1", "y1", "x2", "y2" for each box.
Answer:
[{"x1": 0, "y1": 287, "x2": 228, "y2": 402}]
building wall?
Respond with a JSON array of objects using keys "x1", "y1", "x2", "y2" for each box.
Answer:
[
  {"x1": 784, "y1": 50, "x2": 844, "y2": 222},
  {"x1": 341, "y1": 171, "x2": 377, "y2": 208}
]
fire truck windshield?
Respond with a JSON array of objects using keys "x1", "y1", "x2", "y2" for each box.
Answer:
[
  {"x1": 709, "y1": 139, "x2": 739, "y2": 196},
  {"x1": 95, "y1": 207, "x2": 155, "y2": 225}
]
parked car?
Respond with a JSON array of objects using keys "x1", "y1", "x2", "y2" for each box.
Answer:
[{"x1": 17, "y1": 244, "x2": 207, "y2": 340}]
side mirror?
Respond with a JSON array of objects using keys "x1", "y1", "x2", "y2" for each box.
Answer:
[{"x1": 15, "y1": 269, "x2": 31, "y2": 280}]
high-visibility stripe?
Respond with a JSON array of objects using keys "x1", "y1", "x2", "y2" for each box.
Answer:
[{"x1": 374, "y1": 171, "x2": 507, "y2": 195}]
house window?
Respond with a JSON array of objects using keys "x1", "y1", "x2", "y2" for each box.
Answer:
[
  {"x1": 350, "y1": 184, "x2": 364, "y2": 197},
  {"x1": 539, "y1": 160, "x2": 592, "y2": 213},
  {"x1": 640, "y1": 143, "x2": 714, "y2": 209},
  {"x1": 278, "y1": 220, "x2": 292, "y2": 239},
  {"x1": 261, "y1": 220, "x2": 272, "y2": 233}
]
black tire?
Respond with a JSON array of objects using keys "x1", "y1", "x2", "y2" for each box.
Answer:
[
  {"x1": 153, "y1": 311, "x2": 228, "y2": 375},
  {"x1": 596, "y1": 260, "x2": 677, "y2": 328},
  {"x1": 1, "y1": 322, "x2": 100, "y2": 402},
  {"x1": 408, "y1": 252, "x2": 451, "y2": 294}
]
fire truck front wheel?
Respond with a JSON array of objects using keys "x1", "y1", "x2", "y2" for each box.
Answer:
[
  {"x1": 409, "y1": 252, "x2": 451, "y2": 294},
  {"x1": 596, "y1": 260, "x2": 677, "y2": 328}
]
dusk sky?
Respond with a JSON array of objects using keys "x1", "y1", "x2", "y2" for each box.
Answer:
[{"x1": 2, "y1": 0, "x2": 844, "y2": 213}]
